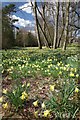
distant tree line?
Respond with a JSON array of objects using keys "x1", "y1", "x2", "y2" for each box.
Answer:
[{"x1": 16, "y1": 29, "x2": 38, "y2": 47}]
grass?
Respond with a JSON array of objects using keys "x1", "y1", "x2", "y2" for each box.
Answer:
[{"x1": 1, "y1": 46, "x2": 80, "y2": 119}]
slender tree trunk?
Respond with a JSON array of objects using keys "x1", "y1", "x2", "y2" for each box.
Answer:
[
  {"x1": 36, "y1": 4, "x2": 52, "y2": 47},
  {"x1": 53, "y1": 2, "x2": 60, "y2": 49},
  {"x1": 62, "y1": 2, "x2": 70, "y2": 51},
  {"x1": 42, "y1": 3, "x2": 46, "y2": 46},
  {"x1": 34, "y1": 2, "x2": 42, "y2": 49},
  {"x1": 57, "y1": 3, "x2": 65, "y2": 48},
  {"x1": 38, "y1": 20, "x2": 51, "y2": 48}
]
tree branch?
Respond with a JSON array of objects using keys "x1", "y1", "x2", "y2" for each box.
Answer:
[{"x1": 69, "y1": 23, "x2": 80, "y2": 29}]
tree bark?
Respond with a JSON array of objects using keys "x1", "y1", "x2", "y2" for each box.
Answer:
[
  {"x1": 62, "y1": 2, "x2": 70, "y2": 51},
  {"x1": 36, "y1": 4, "x2": 52, "y2": 48},
  {"x1": 34, "y1": 2, "x2": 42, "y2": 49},
  {"x1": 42, "y1": 3, "x2": 46, "y2": 46},
  {"x1": 37, "y1": 20, "x2": 51, "y2": 48},
  {"x1": 53, "y1": 2, "x2": 60, "y2": 49},
  {"x1": 57, "y1": 3, "x2": 65, "y2": 48}
]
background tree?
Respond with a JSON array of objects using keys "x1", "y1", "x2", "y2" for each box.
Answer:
[
  {"x1": 16, "y1": 29, "x2": 38, "y2": 47},
  {"x1": 2, "y1": 4, "x2": 17, "y2": 49},
  {"x1": 62, "y1": 1, "x2": 70, "y2": 50},
  {"x1": 53, "y1": 2, "x2": 60, "y2": 49}
]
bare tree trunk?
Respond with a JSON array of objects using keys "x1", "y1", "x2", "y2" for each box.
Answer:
[
  {"x1": 34, "y1": 2, "x2": 42, "y2": 49},
  {"x1": 62, "y1": 2, "x2": 70, "y2": 51},
  {"x1": 36, "y1": 4, "x2": 52, "y2": 47},
  {"x1": 38, "y1": 20, "x2": 51, "y2": 48},
  {"x1": 57, "y1": 3, "x2": 65, "y2": 48},
  {"x1": 42, "y1": 3, "x2": 46, "y2": 46},
  {"x1": 53, "y1": 2, "x2": 60, "y2": 49}
]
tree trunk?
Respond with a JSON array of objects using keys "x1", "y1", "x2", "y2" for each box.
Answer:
[
  {"x1": 36, "y1": 4, "x2": 51, "y2": 48},
  {"x1": 53, "y1": 2, "x2": 60, "y2": 49},
  {"x1": 42, "y1": 3, "x2": 46, "y2": 46},
  {"x1": 34, "y1": 2, "x2": 42, "y2": 49},
  {"x1": 62, "y1": 2, "x2": 70, "y2": 51},
  {"x1": 38, "y1": 20, "x2": 51, "y2": 48},
  {"x1": 57, "y1": 3, "x2": 65, "y2": 48}
]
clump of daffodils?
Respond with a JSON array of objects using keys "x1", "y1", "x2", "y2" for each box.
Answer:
[{"x1": 20, "y1": 91, "x2": 28, "y2": 100}]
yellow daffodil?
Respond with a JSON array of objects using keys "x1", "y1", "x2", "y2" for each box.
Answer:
[
  {"x1": 69, "y1": 72, "x2": 74, "y2": 77},
  {"x1": 57, "y1": 62, "x2": 60, "y2": 66},
  {"x1": 41, "y1": 102, "x2": 46, "y2": 108},
  {"x1": 50, "y1": 85, "x2": 55, "y2": 91},
  {"x1": 43, "y1": 110, "x2": 50, "y2": 117},
  {"x1": 63, "y1": 67, "x2": 66, "y2": 71},
  {"x1": 60, "y1": 61, "x2": 62, "y2": 64},
  {"x1": 34, "y1": 111, "x2": 38, "y2": 118},
  {"x1": 48, "y1": 65, "x2": 50, "y2": 68},
  {"x1": 21, "y1": 91, "x2": 28, "y2": 99},
  {"x1": 59, "y1": 71, "x2": 62, "y2": 75},
  {"x1": 75, "y1": 87, "x2": 79, "y2": 93},
  {"x1": 27, "y1": 83, "x2": 30, "y2": 87},
  {"x1": 13, "y1": 90, "x2": 16, "y2": 95},
  {"x1": 22, "y1": 91, "x2": 27, "y2": 96},
  {"x1": 28, "y1": 71, "x2": 30, "y2": 73},
  {"x1": 76, "y1": 74, "x2": 79, "y2": 78},
  {"x1": 20, "y1": 94, "x2": 26, "y2": 100},
  {"x1": 22, "y1": 84, "x2": 25, "y2": 87},
  {"x1": 0, "y1": 96, "x2": 3, "y2": 103},
  {"x1": 33, "y1": 100, "x2": 38, "y2": 107},
  {"x1": 48, "y1": 64, "x2": 52, "y2": 68},
  {"x1": 2, "y1": 103, "x2": 8, "y2": 109},
  {"x1": 3, "y1": 89, "x2": 7, "y2": 94}
]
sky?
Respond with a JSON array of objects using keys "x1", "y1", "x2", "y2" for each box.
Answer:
[{"x1": 2, "y1": 2, "x2": 37, "y2": 34}]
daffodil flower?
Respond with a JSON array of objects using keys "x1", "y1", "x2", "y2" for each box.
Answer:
[
  {"x1": 20, "y1": 91, "x2": 28, "y2": 100},
  {"x1": 3, "y1": 89, "x2": 8, "y2": 94},
  {"x1": 0, "y1": 96, "x2": 3, "y2": 103},
  {"x1": 20, "y1": 94, "x2": 26, "y2": 100},
  {"x1": 2, "y1": 103, "x2": 8, "y2": 109},
  {"x1": 43, "y1": 110, "x2": 50, "y2": 117},
  {"x1": 34, "y1": 111, "x2": 38, "y2": 118},
  {"x1": 27, "y1": 83, "x2": 30, "y2": 87},
  {"x1": 69, "y1": 72, "x2": 74, "y2": 77},
  {"x1": 76, "y1": 74, "x2": 79, "y2": 78},
  {"x1": 75, "y1": 87, "x2": 79, "y2": 93},
  {"x1": 50, "y1": 85, "x2": 55, "y2": 91},
  {"x1": 33, "y1": 100, "x2": 38, "y2": 107},
  {"x1": 41, "y1": 102, "x2": 46, "y2": 108}
]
